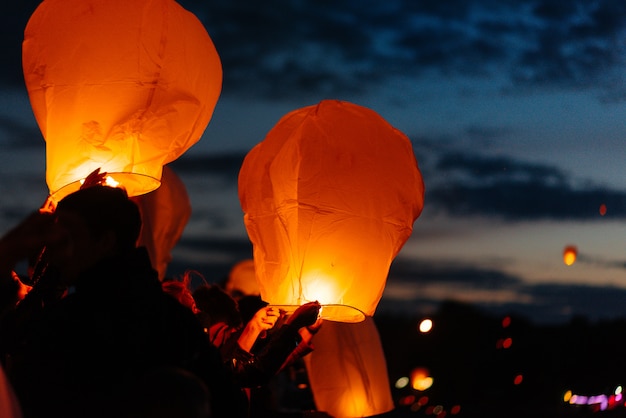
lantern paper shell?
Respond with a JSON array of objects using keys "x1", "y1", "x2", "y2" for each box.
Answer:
[
  {"x1": 238, "y1": 100, "x2": 425, "y2": 322},
  {"x1": 133, "y1": 165, "x2": 191, "y2": 281},
  {"x1": 22, "y1": 0, "x2": 222, "y2": 202},
  {"x1": 303, "y1": 317, "x2": 394, "y2": 417}
]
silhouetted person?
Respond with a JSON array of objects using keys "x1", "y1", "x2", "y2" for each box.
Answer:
[
  {"x1": 120, "y1": 366, "x2": 212, "y2": 418},
  {"x1": 0, "y1": 185, "x2": 246, "y2": 418}
]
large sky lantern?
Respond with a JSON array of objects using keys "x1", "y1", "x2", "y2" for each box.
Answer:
[
  {"x1": 238, "y1": 99, "x2": 425, "y2": 322},
  {"x1": 22, "y1": 0, "x2": 222, "y2": 204}
]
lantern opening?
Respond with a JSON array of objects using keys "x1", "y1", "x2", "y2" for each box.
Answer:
[
  {"x1": 271, "y1": 304, "x2": 366, "y2": 323},
  {"x1": 49, "y1": 172, "x2": 161, "y2": 205}
]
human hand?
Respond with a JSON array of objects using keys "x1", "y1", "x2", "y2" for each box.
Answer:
[
  {"x1": 80, "y1": 167, "x2": 107, "y2": 189},
  {"x1": 299, "y1": 317, "x2": 323, "y2": 343},
  {"x1": 250, "y1": 306, "x2": 281, "y2": 332},
  {"x1": 285, "y1": 301, "x2": 321, "y2": 330}
]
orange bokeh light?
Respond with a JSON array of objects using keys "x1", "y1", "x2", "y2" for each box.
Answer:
[
  {"x1": 411, "y1": 367, "x2": 434, "y2": 391},
  {"x1": 599, "y1": 203, "x2": 607, "y2": 216}
]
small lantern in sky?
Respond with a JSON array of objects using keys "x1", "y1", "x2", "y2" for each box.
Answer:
[
  {"x1": 22, "y1": 0, "x2": 222, "y2": 203},
  {"x1": 238, "y1": 100, "x2": 425, "y2": 322},
  {"x1": 563, "y1": 245, "x2": 577, "y2": 266}
]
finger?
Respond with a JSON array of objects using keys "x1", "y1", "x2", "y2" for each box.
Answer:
[{"x1": 266, "y1": 309, "x2": 280, "y2": 317}]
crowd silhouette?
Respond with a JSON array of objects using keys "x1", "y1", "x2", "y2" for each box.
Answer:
[{"x1": 0, "y1": 183, "x2": 326, "y2": 418}]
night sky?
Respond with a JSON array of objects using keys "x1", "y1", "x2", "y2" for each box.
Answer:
[{"x1": 3, "y1": 0, "x2": 626, "y2": 324}]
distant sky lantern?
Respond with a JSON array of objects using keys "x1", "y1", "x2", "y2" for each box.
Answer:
[
  {"x1": 238, "y1": 100, "x2": 425, "y2": 322},
  {"x1": 226, "y1": 259, "x2": 261, "y2": 297},
  {"x1": 563, "y1": 245, "x2": 578, "y2": 266},
  {"x1": 22, "y1": 0, "x2": 222, "y2": 203}
]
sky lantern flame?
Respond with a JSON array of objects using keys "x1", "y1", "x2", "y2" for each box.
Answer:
[
  {"x1": 238, "y1": 99, "x2": 425, "y2": 322},
  {"x1": 563, "y1": 245, "x2": 577, "y2": 266},
  {"x1": 22, "y1": 0, "x2": 222, "y2": 203}
]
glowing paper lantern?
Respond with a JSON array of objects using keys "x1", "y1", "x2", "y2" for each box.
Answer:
[
  {"x1": 303, "y1": 318, "x2": 395, "y2": 417},
  {"x1": 0, "y1": 365, "x2": 22, "y2": 418},
  {"x1": 226, "y1": 259, "x2": 261, "y2": 297},
  {"x1": 563, "y1": 245, "x2": 577, "y2": 266},
  {"x1": 23, "y1": 0, "x2": 222, "y2": 203},
  {"x1": 133, "y1": 165, "x2": 191, "y2": 281},
  {"x1": 238, "y1": 100, "x2": 424, "y2": 322}
]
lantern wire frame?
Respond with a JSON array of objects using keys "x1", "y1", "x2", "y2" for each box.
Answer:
[
  {"x1": 47, "y1": 172, "x2": 161, "y2": 205},
  {"x1": 270, "y1": 304, "x2": 366, "y2": 323}
]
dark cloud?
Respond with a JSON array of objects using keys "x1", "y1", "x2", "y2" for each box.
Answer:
[
  {"x1": 172, "y1": 144, "x2": 626, "y2": 223},
  {"x1": 0, "y1": 114, "x2": 43, "y2": 149},
  {"x1": 0, "y1": 1, "x2": 40, "y2": 87},
  {"x1": 425, "y1": 151, "x2": 626, "y2": 220},
  {"x1": 389, "y1": 257, "x2": 523, "y2": 287},
  {"x1": 3, "y1": 1, "x2": 625, "y2": 100},
  {"x1": 173, "y1": 0, "x2": 626, "y2": 101},
  {"x1": 169, "y1": 154, "x2": 245, "y2": 179}
]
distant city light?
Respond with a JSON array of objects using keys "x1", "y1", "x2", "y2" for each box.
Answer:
[
  {"x1": 502, "y1": 316, "x2": 511, "y2": 328},
  {"x1": 564, "y1": 390, "x2": 572, "y2": 402},
  {"x1": 566, "y1": 386, "x2": 625, "y2": 411},
  {"x1": 395, "y1": 376, "x2": 409, "y2": 389},
  {"x1": 496, "y1": 337, "x2": 513, "y2": 349},
  {"x1": 419, "y1": 318, "x2": 433, "y2": 333},
  {"x1": 599, "y1": 203, "x2": 607, "y2": 216}
]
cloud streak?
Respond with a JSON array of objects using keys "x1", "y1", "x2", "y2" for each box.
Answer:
[
  {"x1": 426, "y1": 149, "x2": 626, "y2": 220},
  {"x1": 382, "y1": 255, "x2": 626, "y2": 324}
]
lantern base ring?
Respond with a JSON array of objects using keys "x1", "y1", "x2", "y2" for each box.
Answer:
[
  {"x1": 270, "y1": 304, "x2": 366, "y2": 323},
  {"x1": 49, "y1": 172, "x2": 161, "y2": 204}
]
